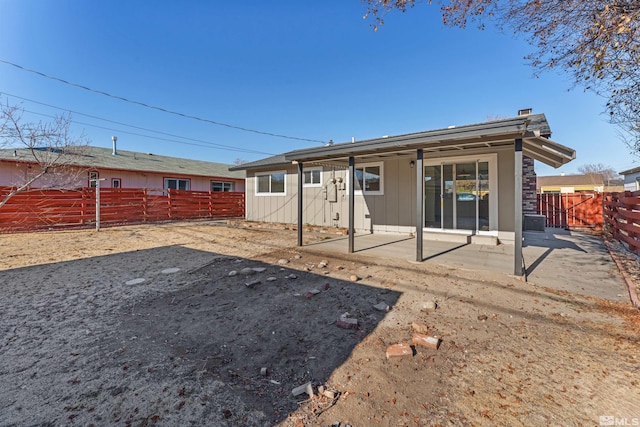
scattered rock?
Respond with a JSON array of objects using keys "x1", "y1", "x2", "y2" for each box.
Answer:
[
  {"x1": 266, "y1": 276, "x2": 277, "y2": 282},
  {"x1": 477, "y1": 314, "x2": 488, "y2": 321},
  {"x1": 278, "y1": 259, "x2": 289, "y2": 265},
  {"x1": 286, "y1": 274, "x2": 297, "y2": 279},
  {"x1": 125, "y1": 278, "x2": 145, "y2": 285},
  {"x1": 318, "y1": 260, "x2": 328, "y2": 268},
  {"x1": 323, "y1": 390, "x2": 336, "y2": 399},
  {"x1": 294, "y1": 255, "x2": 302, "y2": 259},
  {"x1": 322, "y1": 283, "x2": 330, "y2": 291},
  {"x1": 228, "y1": 270, "x2": 238, "y2": 277},
  {"x1": 260, "y1": 367, "x2": 268, "y2": 376},
  {"x1": 292, "y1": 381, "x2": 313, "y2": 397},
  {"x1": 412, "y1": 333, "x2": 441, "y2": 349},
  {"x1": 423, "y1": 301, "x2": 437, "y2": 310},
  {"x1": 373, "y1": 302, "x2": 390, "y2": 312},
  {"x1": 245, "y1": 280, "x2": 261, "y2": 288},
  {"x1": 161, "y1": 267, "x2": 180, "y2": 274},
  {"x1": 349, "y1": 275, "x2": 360, "y2": 282},
  {"x1": 337, "y1": 312, "x2": 359, "y2": 329},
  {"x1": 411, "y1": 322, "x2": 429, "y2": 335},
  {"x1": 304, "y1": 289, "x2": 321, "y2": 298},
  {"x1": 240, "y1": 267, "x2": 256, "y2": 275},
  {"x1": 252, "y1": 267, "x2": 266, "y2": 273},
  {"x1": 386, "y1": 343, "x2": 414, "y2": 359}
]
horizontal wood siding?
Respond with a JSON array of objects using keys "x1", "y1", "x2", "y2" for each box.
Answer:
[{"x1": 0, "y1": 187, "x2": 244, "y2": 233}]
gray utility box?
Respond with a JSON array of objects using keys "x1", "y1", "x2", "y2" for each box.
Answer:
[{"x1": 523, "y1": 214, "x2": 546, "y2": 232}]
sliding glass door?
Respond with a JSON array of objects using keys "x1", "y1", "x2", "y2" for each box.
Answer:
[{"x1": 424, "y1": 160, "x2": 491, "y2": 232}]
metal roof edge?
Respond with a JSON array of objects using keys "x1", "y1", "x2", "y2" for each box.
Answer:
[{"x1": 285, "y1": 116, "x2": 531, "y2": 161}]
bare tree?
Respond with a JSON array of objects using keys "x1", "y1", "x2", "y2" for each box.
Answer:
[
  {"x1": 363, "y1": 1, "x2": 640, "y2": 155},
  {"x1": 0, "y1": 100, "x2": 89, "y2": 208},
  {"x1": 233, "y1": 157, "x2": 247, "y2": 166},
  {"x1": 577, "y1": 163, "x2": 619, "y2": 182}
]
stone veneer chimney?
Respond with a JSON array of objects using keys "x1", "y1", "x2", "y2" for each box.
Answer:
[{"x1": 522, "y1": 155, "x2": 537, "y2": 215}]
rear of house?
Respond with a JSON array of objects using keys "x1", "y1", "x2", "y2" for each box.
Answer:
[{"x1": 232, "y1": 111, "x2": 575, "y2": 247}]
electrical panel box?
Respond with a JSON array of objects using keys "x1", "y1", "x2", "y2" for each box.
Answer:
[{"x1": 326, "y1": 182, "x2": 338, "y2": 203}]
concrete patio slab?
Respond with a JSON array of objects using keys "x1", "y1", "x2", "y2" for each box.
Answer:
[{"x1": 303, "y1": 228, "x2": 628, "y2": 302}]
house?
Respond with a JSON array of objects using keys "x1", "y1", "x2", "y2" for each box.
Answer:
[
  {"x1": 537, "y1": 174, "x2": 606, "y2": 193},
  {"x1": 230, "y1": 109, "x2": 576, "y2": 275},
  {"x1": 620, "y1": 166, "x2": 640, "y2": 191},
  {"x1": 0, "y1": 144, "x2": 245, "y2": 193}
]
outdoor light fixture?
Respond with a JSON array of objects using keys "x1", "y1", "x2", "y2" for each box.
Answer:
[{"x1": 410, "y1": 160, "x2": 415, "y2": 168}]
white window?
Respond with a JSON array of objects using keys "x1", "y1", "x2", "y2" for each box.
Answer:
[
  {"x1": 353, "y1": 162, "x2": 384, "y2": 195},
  {"x1": 303, "y1": 167, "x2": 322, "y2": 187},
  {"x1": 165, "y1": 178, "x2": 190, "y2": 191},
  {"x1": 112, "y1": 178, "x2": 121, "y2": 189},
  {"x1": 256, "y1": 171, "x2": 286, "y2": 195},
  {"x1": 211, "y1": 181, "x2": 234, "y2": 192},
  {"x1": 89, "y1": 171, "x2": 99, "y2": 188}
]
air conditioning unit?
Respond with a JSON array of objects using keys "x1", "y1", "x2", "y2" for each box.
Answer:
[{"x1": 523, "y1": 214, "x2": 545, "y2": 232}]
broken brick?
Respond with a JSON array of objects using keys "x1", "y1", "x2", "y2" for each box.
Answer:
[
  {"x1": 412, "y1": 333, "x2": 441, "y2": 349},
  {"x1": 386, "y1": 343, "x2": 414, "y2": 359},
  {"x1": 336, "y1": 313, "x2": 358, "y2": 329}
]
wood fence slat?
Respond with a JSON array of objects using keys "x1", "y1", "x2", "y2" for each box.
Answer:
[{"x1": 0, "y1": 186, "x2": 245, "y2": 233}]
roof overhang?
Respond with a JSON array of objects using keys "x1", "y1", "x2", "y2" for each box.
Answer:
[{"x1": 284, "y1": 116, "x2": 575, "y2": 169}]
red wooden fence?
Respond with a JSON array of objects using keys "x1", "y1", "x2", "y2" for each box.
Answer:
[
  {"x1": 536, "y1": 193, "x2": 603, "y2": 230},
  {"x1": 0, "y1": 187, "x2": 244, "y2": 233},
  {"x1": 603, "y1": 191, "x2": 640, "y2": 255}
]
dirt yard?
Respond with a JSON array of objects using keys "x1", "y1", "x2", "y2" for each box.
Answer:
[{"x1": 1, "y1": 220, "x2": 639, "y2": 427}]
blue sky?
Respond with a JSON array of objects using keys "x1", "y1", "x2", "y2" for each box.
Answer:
[{"x1": 0, "y1": 1, "x2": 634, "y2": 176}]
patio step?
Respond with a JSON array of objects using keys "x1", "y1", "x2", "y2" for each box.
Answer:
[{"x1": 423, "y1": 232, "x2": 499, "y2": 246}]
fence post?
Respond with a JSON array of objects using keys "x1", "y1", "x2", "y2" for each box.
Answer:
[
  {"x1": 95, "y1": 179, "x2": 101, "y2": 231},
  {"x1": 143, "y1": 188, "x2": 147, "y2": 222}
]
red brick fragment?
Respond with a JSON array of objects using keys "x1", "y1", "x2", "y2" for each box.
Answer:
[
  {"x1": 412, "y1": 333, "x2": 441, "y2": 350},
  {"x1": 386, "y1": 343, "x2": 414, "y2": 359}
]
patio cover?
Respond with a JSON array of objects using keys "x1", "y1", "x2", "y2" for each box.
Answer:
[
  {"x1": 284, "y1": 114, "x2": 574, "y2": 168},
  {"x1": 285, "y1": 113, "x2": 575, "y2": 276}
]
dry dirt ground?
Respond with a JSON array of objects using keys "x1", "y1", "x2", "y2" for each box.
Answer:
[{"x1": 1, "y1": 220, "x2": 639, "y2": 427}]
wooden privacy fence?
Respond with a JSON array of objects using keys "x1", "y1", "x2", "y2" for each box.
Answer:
[
  {"x1": 0, "y1": 187, "x2": 245, "y2": 233},
  {"x1": 604, "y1": 191, "x2": 640, "y2": 254},
  {"x1": 536, "y1": 193, "x2": 603, "y2": 230}
]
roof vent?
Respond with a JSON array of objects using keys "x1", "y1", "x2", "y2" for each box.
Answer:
[
  {"x1": 112, "y1": 135, "x2": 118, "y2": 155},
  {"x1": 518, "y1": 108, "x2": 532, "y2": 116}
]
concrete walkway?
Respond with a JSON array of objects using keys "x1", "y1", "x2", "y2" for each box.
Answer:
[{"x1": 304, "y1": 228, "x2": 629, "y2": 302}]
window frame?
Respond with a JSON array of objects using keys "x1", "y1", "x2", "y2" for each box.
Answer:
[
  {"x1": 88, "y1": 171, "x2": 99, "y2": 188},
  {"x1": 211, "y1": 181, "x2": 234, "y2": 192},
  {"x1": 111, "y1": 178, "x2": 121, "y2": 189},
  {"x1": 255, "y1": 170, "x2": 286, "y2": 196},
  {"x1": 164, "y1": 178, "x2": 191, "y2": 191},
  {"x1": 348, "y1": 162, "x2": 384, "y2": 196},
  {"x1": 302, "y1": 167, "x2": 323, "y2": 188}
]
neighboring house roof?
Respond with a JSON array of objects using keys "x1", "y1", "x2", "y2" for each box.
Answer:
[
  {"x1": 620, "y1": 166, "x2": 640, "y2": 175},
  {"x1": 0, "y1": 146, "x2": 244, "y2": 179},
  {"x1": 228, "y1": 154, "x2": 289, "y2": 171},
  {"x1": 537, "y1": 174, "x2": 605, "y2": 189}
]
